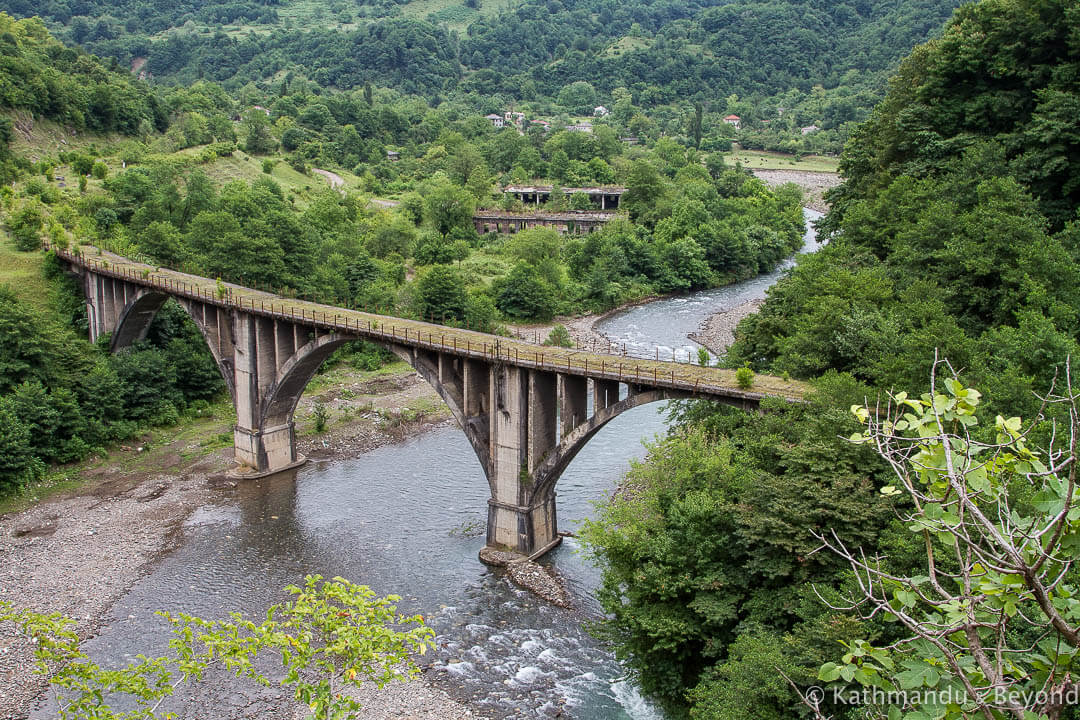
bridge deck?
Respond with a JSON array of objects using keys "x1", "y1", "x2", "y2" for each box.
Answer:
[{"x1": 53, "y1": 243, "x2": 809, "y2": 405}]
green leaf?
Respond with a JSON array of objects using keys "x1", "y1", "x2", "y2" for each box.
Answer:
[{"x1": 818, "y1": 662, "x2": 842, "y2": 682}]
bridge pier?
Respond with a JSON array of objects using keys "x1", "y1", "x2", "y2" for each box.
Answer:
[{"x1": 486, "y1": 366, "x2": 560, "y2": 555}]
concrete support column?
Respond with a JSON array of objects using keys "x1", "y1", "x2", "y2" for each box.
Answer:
[
  {"x1": 86, "y1": 274, "x2": 102, "y2": 343},
  {"x1": 558, "y1": 374, "x2": 588, "y2": 440},
  {"x1": 231, "y1": 312, "x2": 301, "y2": 475},
  {"x1": 486, "y1": 365, "x2": 559, "y2": 556},
  {"x1": 233, "y1": 422, "x2": 297, "y2": 473},
  {"x1": 527, "y1": 370, "x2": 557, "y2": 473},
  {"x1": 593, "y1": 379, "x2": 620, "y2": 410}
]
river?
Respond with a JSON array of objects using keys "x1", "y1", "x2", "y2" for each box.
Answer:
[{"x1": 74, "y1": 210, "x2": 821, "y2": 720}]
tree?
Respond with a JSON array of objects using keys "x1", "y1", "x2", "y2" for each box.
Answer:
[
  {"x1": 556, "y1": 81, "x2": 596, "y2": 112},
  {"x1": 813, "y1": 362, "x2": 1080, "y2": 720},
  {"x1": 496, "y1": 262, "x2": 557, "y2": 320},
  {"x1": 139, "y1": 221, "x2": 186, "y2": 267},
  {"x1": 8, "y1": 201, "x2": 44, "y2": 251},
  {"x1": 622, "y1": 160, "x2": 667, "y2": 226},
  {"x1": 242, "y1": 109, "x2": 277, "y2": 154},
  {"x1": 689, "y1": 102, "x2": 704, "y2": 149},
  {"x1": 415, "y1": 265, "x2": 466, "y2": 323},
  {"x1": 422, "y1": 183, "x2": 474, "y2": 238},
  {"x1": 0, "y1": 575, "x2": 433, "y2": 720},
  {"x1": 0, "y1": 398, "x2": 38, "y2": 493}
]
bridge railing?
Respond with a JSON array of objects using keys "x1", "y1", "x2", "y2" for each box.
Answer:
[{"x1": 48, "y1": 241, "x2": 806, "y2": 403}]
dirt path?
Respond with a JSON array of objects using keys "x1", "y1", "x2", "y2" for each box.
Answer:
[
  {"x1": 0, "y1": 365, "x2": 476, "y2": 720},
  {"x1": 312, "y1": 168, "x2": 344, "y2": 190}
]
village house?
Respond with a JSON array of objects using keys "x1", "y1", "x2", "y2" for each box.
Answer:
[
  {"x1": 723, "y1": 114, "x2": 741, "y2": 129},
  {"x1": 484, "y1": 113, "x2": 505, "y2": 128}
]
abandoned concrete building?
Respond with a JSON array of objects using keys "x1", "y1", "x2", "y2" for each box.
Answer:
[
  {"x1": 503, "y1": 185, "x2": 627, "y2": 210},
  {"x1": 473, "y1": 210, "x2": 614, "y2": 235}
]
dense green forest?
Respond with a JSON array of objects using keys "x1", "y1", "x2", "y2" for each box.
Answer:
[
  {"x1": 15, "y1": 0, "x2": 963, "y2": 102},
  {"x1": 0, "y1": 0, "x2": 967, "y2": 156},
  {"x1": 583, "y1": 1, "x2": 1080, "y2": 719}
]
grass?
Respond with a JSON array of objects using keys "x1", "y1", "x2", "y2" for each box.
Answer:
[
  {"x1": 175, "y1": 150, "x2": 367, "y2": 207},
  {"x1": 723, "y1": 150, "x2": 840, "y2": 173},
  {"x1": 0, "y1": 239, "x2": 51, "y2": 311},
  {"x1": 6, "y1": 112, "x2": 121, "y2": 160},
  {"x1": 304, "y1": 358, "x2": 413, "y2": 393},
  {"x1": 602, "y1": 35, "x2": 652, "y2": 57},
  {"x1": 401, "y1": 0, "x2": 518, "y2": 29}
]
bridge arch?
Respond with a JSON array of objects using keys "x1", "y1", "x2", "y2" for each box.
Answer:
[{"x1": 109, "y1": 290, "x2": 238, "y2": 402}]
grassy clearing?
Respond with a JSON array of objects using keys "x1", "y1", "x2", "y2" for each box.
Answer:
[
  {"x1": 0, "y1": 239, "x2": 51, "y2": 311},
  {"x1": 723, "y1": 150, "x2": 840, "y2": 173},
  {"x1": 602, "y1": 35, "x2": 652, "y2": 57},
  {"x1": 180, "y1": 151, "x2": 366, "y2": 207},
  {"x1": 304, "y1": 358, "x2": 414, "y2": 394}
]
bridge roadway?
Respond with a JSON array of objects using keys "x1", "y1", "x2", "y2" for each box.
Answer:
[{"x1": 52, "y1": 241, "x2": 808, "y2": 560}]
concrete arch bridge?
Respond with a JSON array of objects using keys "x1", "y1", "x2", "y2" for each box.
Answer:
[{"x1": 52, "y1": 243, "x2": 807, "y2": 559}]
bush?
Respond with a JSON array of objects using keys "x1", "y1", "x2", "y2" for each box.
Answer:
[
  {"x1": 312, "y1": 402, "x2": 329, "y2": 432},
  {"x1": 735, "y1": 366, "x2": 754, "y2": 389},
  {"x1": 9, "y1": 201, "x2": 44, "y2": 250},
  {"x1": 544, "y1": 324, "x2": 574, "y2": 348},
  {"x1": 262, "y1": 159, "x2": 275, "y2": 174},
  {"x1": 91, "y1": 161, "x2": 108, "y2": 180}
]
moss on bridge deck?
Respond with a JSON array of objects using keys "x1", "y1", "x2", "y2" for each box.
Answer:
[{"x1": 58, "y1": 243, "x2": 809, "y2": 404}]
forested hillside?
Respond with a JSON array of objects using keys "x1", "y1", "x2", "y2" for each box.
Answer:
[
  {"x1": 584, "y1": 1, "x2": 1080, "y2": 719},
  {"x1": 10, "y1": 0, "x2": 964, "y2": 104}
]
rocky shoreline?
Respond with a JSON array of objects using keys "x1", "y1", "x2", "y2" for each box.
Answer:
[{"x1": 688, "y1": 299, "x2": 764, "y2": 356}]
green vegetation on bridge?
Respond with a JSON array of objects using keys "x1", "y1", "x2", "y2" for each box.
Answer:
[{"x1": 57, "y1": 240, "x2": 809, "y2": 404}]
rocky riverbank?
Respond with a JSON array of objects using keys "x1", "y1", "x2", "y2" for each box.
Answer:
[
  {"x1": 0, "y1": 364, "x2": 476, "y2": 720},
  {"x1": 688, "y1": 299, "x2": 764, "y2": 356},
  {"x1": 751, "y1": 168, "x2": 840, "y2": 212}
]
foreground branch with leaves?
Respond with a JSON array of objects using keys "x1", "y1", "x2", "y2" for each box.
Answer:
[
  {"x1": 813, "y1": 361, "x2": 1080, "y2": 720},
  {"x1": 0, "y1": 575, "x2": 434, "y2": 720}
]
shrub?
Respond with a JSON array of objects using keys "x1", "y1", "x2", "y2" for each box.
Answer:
[
  {"x1": 544, "y1": 324, "x2": 574, "y2": 348},
  {"x1": 735, "y1": 366, "x2": 754, "y2": 389},
  {"x1": 91, "y1": 161, "x2": 108, "y2": 180},
  {"x1": 312, "y1": 402, "x2": 330, "y2": 432}
]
